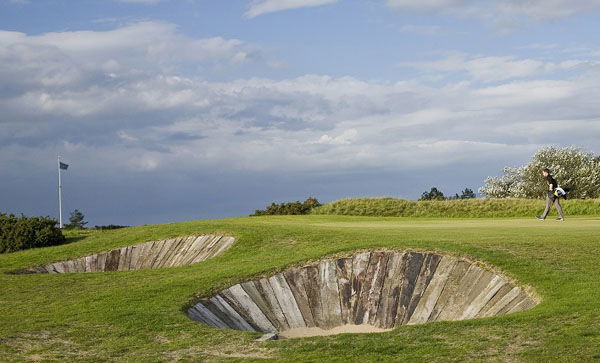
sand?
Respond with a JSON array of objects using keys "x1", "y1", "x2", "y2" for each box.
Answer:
[{"x1": 278, "y1": 324, "x2": 393, "y2": 339}]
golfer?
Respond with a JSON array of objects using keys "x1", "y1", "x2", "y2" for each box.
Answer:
[{"x1": 537, "y1": 168, "x2": 565, "y2": 221}]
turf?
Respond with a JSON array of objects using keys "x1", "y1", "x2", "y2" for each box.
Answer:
[{"x1": 1, "y1": 215, "x2": 599, "y2": 362}]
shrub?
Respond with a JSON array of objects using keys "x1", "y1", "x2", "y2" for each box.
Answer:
[
  {"x1": 419, "y1": 187, "x2": 446, "y2": 201},
  {"x1": 65, "y1": 209, "x2": 87, "y2": 229},
  {"x1": 0, "y1": 213, "x2": 66, "y2": 253},
  {"x1": 251, "y1": 197, "x2": 322, "y2": 216},
  {"x1": 480, "y1": 147, "x2": 600, "y2": 199}
]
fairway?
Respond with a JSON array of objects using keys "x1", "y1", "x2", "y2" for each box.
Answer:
[{"x1": 1, "y1": 216, "x2": 600, "y2": 361}]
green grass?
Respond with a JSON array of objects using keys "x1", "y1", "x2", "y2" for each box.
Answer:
[
  {"x1": 312, "y1": 197, "x2": 600, "y2": 218},
  {"x1": 1, "y1": 215, "x2": 600, "y2": 361}
]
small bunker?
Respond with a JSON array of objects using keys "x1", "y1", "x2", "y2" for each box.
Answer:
[
  {"x1": 187, "y1": 251, "x2": 537, "y2": 338},
  {"x1": 19, "y1": 235, "x2": 234, "y2": 273}
]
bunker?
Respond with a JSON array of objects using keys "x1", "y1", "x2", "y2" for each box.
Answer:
[
  {"x1": 187, "y1": 251, "x2": 537, "y2": 338},
  {"x1": 18, "y1": 235, "x2": 235, "y2": 273}
]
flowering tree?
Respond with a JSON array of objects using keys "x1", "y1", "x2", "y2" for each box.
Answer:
[{"x1": 479, "y1": 147, "x2": 600, "y2": 199}]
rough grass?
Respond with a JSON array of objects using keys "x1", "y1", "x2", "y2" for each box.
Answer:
[
  {"x1": 312, "y1": 197, "x2": 600, "y2": 218},
  {"x1": 1, "y1": 215, "x2": 600, "y2": 361}
]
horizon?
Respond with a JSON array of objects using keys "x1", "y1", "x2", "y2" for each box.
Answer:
[{"x1": 2, "y1": 0, "x2": 600, "y2": 226}]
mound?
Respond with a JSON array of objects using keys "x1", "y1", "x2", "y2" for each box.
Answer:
[
  {"x1": 188, "y1": 251, "x2": 537, "y2": 337},
  {"x1": 312, "y1": 197, "x2": 600, "y2": 218},
  {"x1": 18, "y1": 235, "x2": 234, "y2": 273}
]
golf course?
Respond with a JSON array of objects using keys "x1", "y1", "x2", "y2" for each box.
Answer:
[{"x1": 1, "y1": 199, "x2": 600, "y2": 362}]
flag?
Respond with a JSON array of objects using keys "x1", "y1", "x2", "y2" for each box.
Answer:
[{"x1": 59, "y1": 162, "x2": 69, "y2": 170}]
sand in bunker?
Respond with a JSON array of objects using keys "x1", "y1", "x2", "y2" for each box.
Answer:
[{"x1": 279, "y1": 324, "x2": 393, "y2": 339}]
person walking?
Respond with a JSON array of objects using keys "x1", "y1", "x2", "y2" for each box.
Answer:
[{"x1": 537, "y1": 168, "x2": 565, "y2": 221}]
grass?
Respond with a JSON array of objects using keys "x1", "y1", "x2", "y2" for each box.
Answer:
[
  {"x1": 1, "y1": 214, "x2": 600, "y2": 361},
  {"x1": 312, "y1": 197, "x2": 600, "y2": 218}
]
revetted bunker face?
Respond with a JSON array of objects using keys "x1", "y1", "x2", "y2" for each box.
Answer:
[
  {"x1": 19, "y1": 235, "x2": 234, "y2": 273},
  {"x1": 188, "y1": 251, "x2": 537, "y2": 337}
]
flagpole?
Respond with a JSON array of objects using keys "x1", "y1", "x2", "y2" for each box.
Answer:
[{"x1": 58, "y1": 155, "x2": 63, "y2": 229}]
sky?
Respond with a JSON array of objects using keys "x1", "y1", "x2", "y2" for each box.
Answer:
[{"x1": 2, "y1": 0, "x2": 600, "y2": 226}]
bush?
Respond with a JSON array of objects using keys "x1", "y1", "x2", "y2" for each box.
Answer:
[
  {"x1": 0, "y1": 214, "x2": 66, "y2": 253},
  {"x1": 480, "y1": 147, "x2": 600, "y2": 199},
  {"x1": 251, "y1": 197, "x2": 322, "y2": 216}
]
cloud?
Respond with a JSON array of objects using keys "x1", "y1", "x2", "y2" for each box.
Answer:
[
  {"x1": 386, "y1": 0, "x2": 600, "y2": 25},
  {"x1": 2, "y1": 23, "x2": 600, "y2": 189},
  {"x1": 398, "y1": 52, "x2": 600, "y2": 83},
  {"x1": 245, "y1": 0, "x2": 339, "y2": 18}
]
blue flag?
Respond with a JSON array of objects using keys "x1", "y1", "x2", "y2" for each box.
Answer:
[{"x1": 59, "y1": 162, "x2": 69, "y2": 170}]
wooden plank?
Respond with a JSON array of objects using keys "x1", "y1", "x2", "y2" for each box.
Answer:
[
  {"x1": 335, "y1": 257, "x2": 353, "y2": 325},
  {"x1": 240, "y1": 281, "x2": 283, "y2": 330},
  {"x1": 304, "y1": 265, "x2": 325, "y2": 328},
  {"x1": 268, "y1": 273, "x2": 306, "y2": 329},
  {"x1": 180, "y1": 236, "x2": 212, "y2": 265},
  {"x1": 401, "y1": 253, "x2": 440, "y2": 325},
  {"x1": 64, "y1": 259, "x2": 76, "y2": 273},
  {"x1": 256, "y1": 278, "x2": 289, "y2": 330},
  {"x1": 497, "y1": 290, "x2": 529, "y2": 315},
  {"x1": 128, "y1": 245, "x2": 141, "y2": 270},
  {"x1": 376, "y1": 252, "x2": 407, "y2": 328},
  {"x1": 366, "y1": 252, "x2": 391, "y2": 326},
  {"x1": 209, "y1": 236, "x2": 235, "y2": 259},
  {"x1": 428, "y1": 260, "x2": 472, "y2": 322},
  {"x1": 318, "y1": 260, "x2": 342, "y2": 329},
  {"x1": 169, "y1": 236, "x2": 196, "y2": 267},
  {"x1": 164, "y1": 236, "x2": 191, "y2": 267},
  {"x1": 96, "y1": 252, "x2": 108, "y2": 271},
  {"x1": 507, "y1": 296, "x2": 536, "y2": 314},
  {"x1": 189, "y1": 302, "x2": 229, "y2": 329},
  {"x1": 394, "y1": 252, "x2": 426, "y2": 326},
  {"x1": 283, "y1": 268, "x2": 315, "y2": 327},
  {"x1": 84, "y1": 255, "x2": 93, "y2": 272},
  {"x1": 104, "y1": 249, "x2": 121, "y2": 271},
  {"x1": 89, "y1": 253, "x2": 98, "y2": 272},
  {"x1": 350, "y1": 252, "x2": 371, "y2": 324},
  {"x1": 193, "y1": 236, "x2": 223, "y2": 263},
  {"x1": 476, "y1": 283, "x2": 513, "y2": 318},
  {"x1": 117, "y1": 247, "x2": 129, "y2": 271},
  {"x1": 222, "y1": 285, "x2": 277, "y2": 332},
  {"x1": 209, "y1": 295, "x2": 256, "y2": 331},
  {"x1": 203, "y1": 298, "x2": 243, "y2": 330},
  {"x1": 479, "y1": 286, "x2": 522, "y2": 317},
  {"x1": 407, "y1": 256, "x2": 457, "y2": 325},
  {"x1": 156, "y1": 237, "x2": 184, "y2": 268},
  {"x1": 73, "y1": 257, "x2": 86, "y2": 272},
  {"x1": 150, "y1": 238, "x2": 176, "y2": 268},
  {"x1": 435, "y1": 264, "x2": 486, "y2": 321},
  {"x1": 354, "y1": 252, "x2": 388, "y2": 325},
  {"x1": 460, "y1": 275, "x2": 506, "y2": 320},
  {"x1": 137, "y1": 240, "x2": 159, "y2": 269}
]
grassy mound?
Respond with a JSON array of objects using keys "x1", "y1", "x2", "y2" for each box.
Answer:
[
  {"x1": 1, "y1": 215, "x2": 600, "y2": 361},
  {"x1": 312, "y1": 197, "x2": 600, "y2": 218}
]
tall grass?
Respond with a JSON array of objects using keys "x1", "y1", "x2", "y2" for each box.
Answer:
[{"x1": 312, "y1": 197, "x2": 600, "y2": 218}]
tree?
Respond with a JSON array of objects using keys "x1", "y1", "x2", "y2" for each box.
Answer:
[
  {"x1": 460, "y1": 188, "x2": 476, "y2": 199},
  {"x1": 419, "y1": 187, "x2": 445, "y2": 201},
  {"x1": 479, "y1": 147, "x2": 600, "y2": 199},
  {"x1": 65, "y1": 209, "x2": 87, "y2": 229}
]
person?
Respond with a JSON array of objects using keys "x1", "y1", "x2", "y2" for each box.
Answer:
[{"x1": 537, "y1": 168, "x2": 565, "y2": 221}]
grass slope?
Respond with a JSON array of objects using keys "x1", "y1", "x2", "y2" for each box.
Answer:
[
  {"x1": 1, "y1": 215, "x2": 599, "y2": 361},
  {"x1": 312, "y1": 197, "x2": 600, "y2": 218}
]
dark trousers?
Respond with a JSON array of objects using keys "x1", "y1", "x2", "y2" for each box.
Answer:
[{"x1": 541, "y1": 192, "x2": 564, "y2": 219}]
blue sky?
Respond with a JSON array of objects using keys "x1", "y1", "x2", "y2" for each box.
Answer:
[{"x1": 2, "y1": 0, "x2": 600, "y2": 225}]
